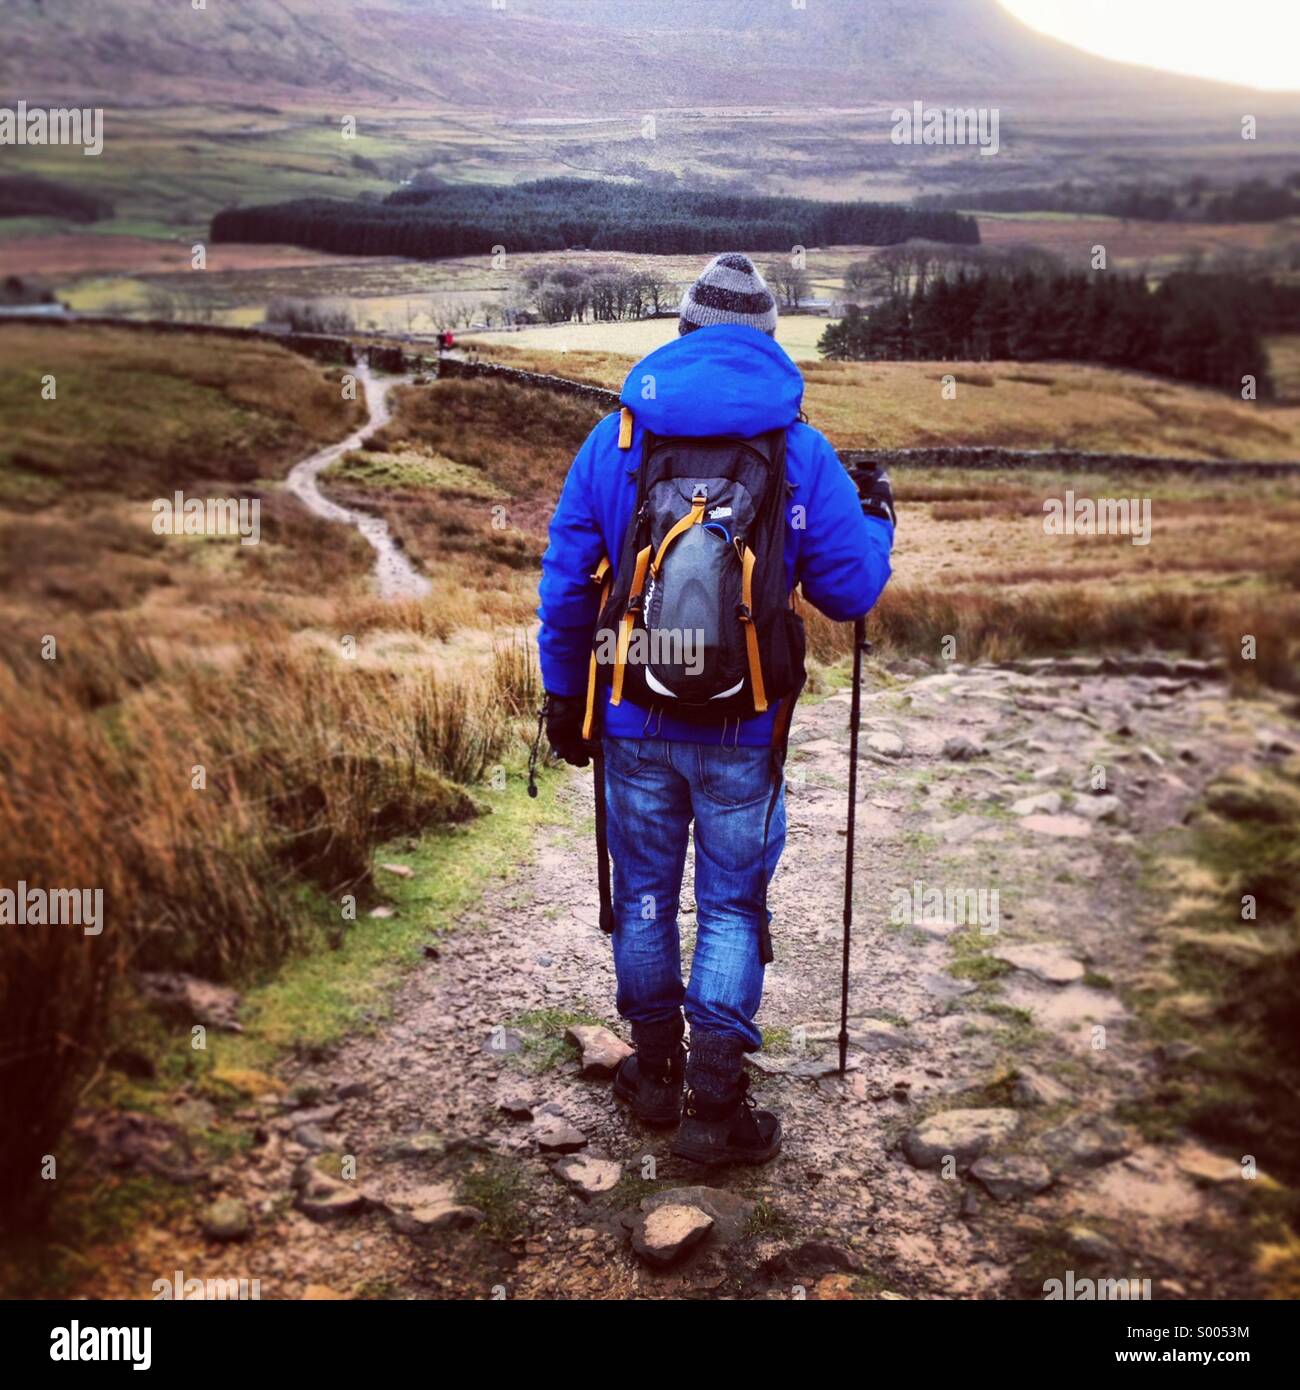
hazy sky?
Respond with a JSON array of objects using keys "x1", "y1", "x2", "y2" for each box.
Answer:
[{"x1": 997, "y1": 0, "x2": 1300, "y2": 90}]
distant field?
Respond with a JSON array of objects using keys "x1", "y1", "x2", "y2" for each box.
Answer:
[
  {"x1": 466, "y1": 340, "x2": 1300, "y2": 460},
  {"x1": 0, "y1": 235, "x2": 379, "y2": 278},
  {"x1": 8, "y1": 95, "x2": 1300, "y2": 243},
  {"x1": 461, "y1": 315, "x2": 837, "y2": 363},
  {"x1": 975, "y1": 213, "x2": 1299, "y2": 272},
  {"x1": 46, "y1": 245, "x2": 854, "y2": 335}
]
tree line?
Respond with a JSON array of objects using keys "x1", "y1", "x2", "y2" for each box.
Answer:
[
  {"x1": 917, "y1": 173, "x2": 1300, "y2": 224},
  {"x1": 819, "y1": 267, "x2": 1282, "y2": 397},
  {"x1": 0, "y1": 174, "x2": 113, "y2": 224},
  {"x1": 210, "y1": 178, "x2": 979, "y2": 259}
]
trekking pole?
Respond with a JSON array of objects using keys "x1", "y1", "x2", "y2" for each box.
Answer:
[
  {"x1": 839, "y1": 615, "x2": 869, "y2": 1075},
  {"x1": 593, "y1": 749, "x2": 615, "y2": 936}
]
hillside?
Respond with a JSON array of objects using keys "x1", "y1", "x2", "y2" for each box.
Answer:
[{"x1": 0, "y1": 0, "x2": 1277, "y2": 110}]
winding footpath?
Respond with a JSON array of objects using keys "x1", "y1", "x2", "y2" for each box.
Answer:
[{"x1": 285, "y1": 363, "x2": 431, "y2": 600}]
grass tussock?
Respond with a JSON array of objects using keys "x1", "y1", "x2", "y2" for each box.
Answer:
[
  {"x1": 802, "y1": 582, "x2": 1300, "y2": 691},
  {"x1": 0, "y1": 630, "x2": 539, "y2": 1232},
  {"x1": 1140, "y1": 761, "x2": 1300, "y2": 1193}
]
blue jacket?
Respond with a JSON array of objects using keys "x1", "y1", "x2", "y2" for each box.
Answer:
[{"x1": 537, "y1": 324, "x2": 893, "y2": 746}]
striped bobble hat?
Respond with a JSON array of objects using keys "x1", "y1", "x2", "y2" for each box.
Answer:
[{"x1": 678, "y1": 252, "x2": 779, "y2": 337}]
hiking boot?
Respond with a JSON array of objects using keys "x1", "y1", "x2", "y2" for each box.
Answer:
[
  {"x1": 612, "y1": 1014, "x2": 685, "y2": 1128},
  {"x1": 670, "y1": 1029, "x2": 781, "y2": 1166},
  {"x1": 670, "y1": 1071, "x2": 782, "y2": 1166}
]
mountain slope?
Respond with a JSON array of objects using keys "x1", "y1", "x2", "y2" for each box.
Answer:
[{"x1": 0, "y1": 0, "x2": 1263, "y2": 110}]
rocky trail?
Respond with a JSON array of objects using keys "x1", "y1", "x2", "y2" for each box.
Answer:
[{"x1": 89, "y1": 655, "x2": 1297, "y2": 1300}]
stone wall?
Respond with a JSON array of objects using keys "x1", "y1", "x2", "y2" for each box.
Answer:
[
  {"x1": 436, "y1": 355, "x2": 621, "y2": 410},
  {"x1": 2, "y1": 312, "x2": 356, "y2": 366}
]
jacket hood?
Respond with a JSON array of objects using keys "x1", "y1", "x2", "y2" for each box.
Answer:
[{"x1": 619, "y1": 324, "x2": 804, "y2": 438}]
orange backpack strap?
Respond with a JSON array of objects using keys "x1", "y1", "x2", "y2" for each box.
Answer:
[
  {"x1": 651, "y1": 490, "x2": 706, "y2": 575},
  {"x1": 582, "y1": 557, "x2": 612, "y2": 741},
  {"x1": 739, "y1": 544, "x2": 768, "y2": 713},
  {"x1": 611, "y1": 545, "x2": 651, "y2": 706}
]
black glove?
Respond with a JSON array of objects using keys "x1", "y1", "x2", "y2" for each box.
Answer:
[
  {"x1": 861, "y1": 468, "x2": 896, "y2": 527},
  {"x1": 544, "y1": 692, "x2": 593, "y2": 768}
]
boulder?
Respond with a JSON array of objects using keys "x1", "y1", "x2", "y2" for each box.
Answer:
[
  {"x1": 1065, "y1": 1225, "x2": 1117, "y2": 1261},
  {"x1": 386, "y1": 1182, "x2": 484, "y2": 1236},
  {"x1": 969, "y1": 1155, "x2": 1053, "y2": 1200},
  {"x1": 388, "y1": 1131, "x2": 445, "y2": 1160},
  {"x1": 1042, "y1": 1117, "x2": 1132, "y2": 1169},
  {"x1": 136, "y1": 972, "x2": 243, "y2": 1032},
  {"x1": 631, "y1": 1204, "x2": 714, "y2": 1268},
  {"x1": 200, "y1": 1198, "x2": 251, "y2": 1241},
  {"x1": 641, "y1": 1187, "x2": 756, "y2": 1245},
  {"x1": 943, "y1": 734, "x2": 985, "y2": 761},
  {"x1": 565, "y1": 1024, "x2": 633, "y2": 1079},
  {"x1": 1075, "y1": 794, "x2": 1125, "y2": 824},
  {"x1": 992, "y1": 944, "x2": 1086, "y2": 986},
  {"x1": 295, "y1": 1169, "x2": 368, "y2": 1222},
  {"x1": 554, "y1": 1155, "x2": 623, "y2": 1198},
  {"x1": 532, "y1": 1113, "x2": 588, "y2": 1154},
  {"x1": 902, "y1": 1108, "x2": 1020, "y2": 1170},
  {"x1": 1010, "y1": 1069, "x2": 1071, "y2": 1108},
  {"x1": 866, "y1": 731, "x2": 906, "y2": 758}
]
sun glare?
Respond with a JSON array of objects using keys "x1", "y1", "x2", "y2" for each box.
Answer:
[{"x1": 996, "y1": 0, "x2": 1300, "y2": 91}]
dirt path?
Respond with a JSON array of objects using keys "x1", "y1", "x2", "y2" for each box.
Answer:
[
  {"x1": 87, "y1": 659, "x2": 1295, "y2": 1300},
  {"x1": 285, "y1": 364, "x2": 430, "y2": 601}
]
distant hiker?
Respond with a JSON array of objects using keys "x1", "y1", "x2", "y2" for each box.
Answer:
[{"x1": 537, "y1": 253, "x2": 894, "y2": 1165}]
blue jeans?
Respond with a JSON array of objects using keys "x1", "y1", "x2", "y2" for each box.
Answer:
[{"x1": 602, "y1": 735, "x2": 786, "y2": 1052}]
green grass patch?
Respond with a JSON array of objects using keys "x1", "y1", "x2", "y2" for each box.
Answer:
[
  {"x1": 947, "y1": 928, "x2": 1013, "y2": 984},
  {"x1": 744, "y1": 1198, "x2": 793, "y2": 1239},
  {"x1": 762, "y1": 1025, "x2": 792, "y2": 1055},
  {"x1": 457, "y1": 1155, "x2": 534, "y2": 1243},
  {"x1": 508, "y1": 1005, "x2": 607, "y2": 1073},
  {"x1": 207, "y1": 769, "x2": 565, "y2": 1073},
  {"x1": 322, "y1": 448, "x2": 508, "y2": 500}
]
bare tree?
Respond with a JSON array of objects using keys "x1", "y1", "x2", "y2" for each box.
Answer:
[{"x1": 764, "y1": 261, "x2": 812, "y2": 310}]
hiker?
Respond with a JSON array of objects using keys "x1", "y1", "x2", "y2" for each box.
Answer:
[{"x1": 537, "y1": 254, "x2": 895, "y2": 1165}]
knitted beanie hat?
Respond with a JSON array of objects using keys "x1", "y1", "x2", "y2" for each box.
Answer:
[{"x1": 678, "y1": 253, "x2": 779, "y2": 337}]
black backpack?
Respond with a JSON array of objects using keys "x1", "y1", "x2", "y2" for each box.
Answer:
[{"x1": 588, "y1": 410, "x2": 806, "y2": 730}]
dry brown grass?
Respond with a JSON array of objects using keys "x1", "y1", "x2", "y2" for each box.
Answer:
[
  {"x1": 805, "y1": 582, "x2": 1300, "y2": 691},
  {"x1": 0, "y1": 329, "x2": 550, "y2": 1233},
  {"x1": 0, "y1": 629, "x2": 538, "y2": 1231},
  {"x1": 472, "y1": 341, "x2": 1300, "y2": 461}
]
